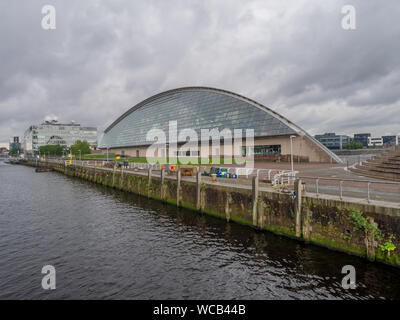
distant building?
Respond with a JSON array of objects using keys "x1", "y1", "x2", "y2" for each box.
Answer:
[
  {"x1": 314, "y1": 133, "x2": 350, "y2": 150},
  {"x1": 23, "y1": 120, "x2": 98, "y2": 154},
  {"x1": 368, "y1": 137, "x2": 384, "y2": 147},
  {"x1": 354, "y1": 133, "x2": 371, "y2": 148},
  {"x1": 382, "y1": 135, "x2": 399, "y2": 147},
  {"x1": 9, "y1": 137, "x2": 21, "y2": 155}
]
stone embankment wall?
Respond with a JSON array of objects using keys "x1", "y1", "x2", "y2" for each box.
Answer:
[{"x1": 23, "y1": 160, "x2": 400, "y2": 268}]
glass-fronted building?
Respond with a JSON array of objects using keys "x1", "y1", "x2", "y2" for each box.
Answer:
[
  {"x1": 314, "y1": 133, "x2": 351, "y2": 150},
  {"x1": 9, "y1": 137, "x2": 22, "y2": 156},
  {"x1": 354, "y1": 133, "x2": 371, "y2": 148},
  {"x1": 100, "y1": 87, "x2": 342, "y2": 163},
  {"x1": 382, "y1": 135, "x2": 399, "y2": 147},
  {"x1": 23, "y1": 120, "x2": 98, "y2": 154}
]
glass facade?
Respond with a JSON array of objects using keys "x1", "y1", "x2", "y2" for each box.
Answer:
[
  {"x1": 100, "y1": 88, "x2": 297, "y2": 148},
  {"x1": 354, "y1": 133, "x2": 371, "y2": 148},
  {"x1": 99, "y1": 87, "x2": 343, "y2": 163},
  {"x1": 23, "y1": 122, "x2": 98, "y2": 153},
  {"x1": 382, "y1": 136, "x2": 399, "y2": 146},
  {"x1": 242, "y1": 145, "x2": 281, "y2": 156},
  {"x1": 314, "y1": 133, "x2": 350, "y2": 150}
]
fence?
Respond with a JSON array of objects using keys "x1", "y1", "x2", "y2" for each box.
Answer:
[
  {"x1": 298, "y1": 175, "x2": 400, "y2": 204},
  {"x1": 24, "y1": 158, "x2": 400, "y2": 204}
]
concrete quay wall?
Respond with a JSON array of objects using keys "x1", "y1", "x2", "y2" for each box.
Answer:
[{"x1": 24, "y1": 160, "x2": 400, "y2": 268}]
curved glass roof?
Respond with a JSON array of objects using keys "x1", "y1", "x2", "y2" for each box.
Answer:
[{"x1": 100, "y1": 87, "x2": 342, "y2": 163}]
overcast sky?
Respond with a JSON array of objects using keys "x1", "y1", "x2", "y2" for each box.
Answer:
[{"x1": 0, "y1": 0, "x2": 399, "y2": 144}]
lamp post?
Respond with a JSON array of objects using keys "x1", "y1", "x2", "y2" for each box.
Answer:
[
  {"x1": 106, "y1": 147, "x2": 109, "y2": 162},
  {"x1": 290, "y1": 135, "x2": 296, "y2": 173}
]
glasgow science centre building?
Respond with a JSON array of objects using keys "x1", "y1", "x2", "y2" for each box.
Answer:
[{"x1": 99, "y1": 87, "x2": 342, "y2": 163}]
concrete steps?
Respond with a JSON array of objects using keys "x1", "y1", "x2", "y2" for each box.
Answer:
[{"x1": 349, "y1": 147, "x2": 400, "y2": 182}]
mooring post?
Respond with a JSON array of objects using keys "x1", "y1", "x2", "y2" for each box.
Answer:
[
  {"x1": 365, "y1": 217, "x2": 377, "y2": 261},
  {"x1": 120, "y1": 166, "x2": 124, "y2": 188},
  {"x1": 160, "y1": 169, "x2": 166, "y2": 201},
  {"x1": 112, "y1": 164, "x2": 116, "y2": 188},
  {"x1": 177, "y1": 169, "x2": 181, "y2": 207},
  {"x1": 225, "y1": 193, "x2": 232, "y2": 222},
  {"x1": 252, "y1": 176, "x2": 259, "y2": 227},
  {"x1": 161, "y1": 169, "x2": 165, "y2": 184},
  {"x1": 196, "y1": 171, "x2": 202, "y2": 211},
  {"x1": 294, "y1": 179, "x2": 303, "y2": 238},
  {"x1": 148, "y1": 166, "x2": 152, "y2": 185},
  {"x1": 147, "y1": 166, "x2": 152, "y2": 198}
]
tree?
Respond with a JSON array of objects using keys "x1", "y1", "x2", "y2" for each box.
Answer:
[
  {"x1": 70, "y1": 140, "x2": 91, "y2": 156},
  {"x1": 9, "y1": 143, "x2": 20, "y2": 157},
  {"x1": 9, "y1": 148, "x2": 19, "y2": 157},
  {"x1": 39, "y1": 145, "x2": 64, "y2": 156},
  {"x1": 346, "y1": 141, "x2": 363, "y2": 150}
]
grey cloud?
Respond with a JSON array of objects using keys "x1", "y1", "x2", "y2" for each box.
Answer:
[{"x1": 0, "y1": 0, "x2": 399, "y2": 143}]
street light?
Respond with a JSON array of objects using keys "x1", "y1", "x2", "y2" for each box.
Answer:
[
  {"x1": 290, "y1": 135, "x2": 296, "y2": 173},
  {"x1": 106, "y1": 147, "x2": 109, "y2": 162}
]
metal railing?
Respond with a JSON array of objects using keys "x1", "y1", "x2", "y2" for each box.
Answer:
[
  {"x1": 24, "y1": 158, "x2": 400, "y2": 204},
  {"x1": 35, "y1": 158, "x2": 300, "y2": 182},
  {"x1": 273, "y1": 171, "x2": 298, "y2": 186},
  {"x1": 298, "y1": 175, "x2": 400, "y2": 203}
]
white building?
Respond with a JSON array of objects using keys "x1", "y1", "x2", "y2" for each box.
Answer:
[
  {"x1": 368, "y1": 137, "x2": 384, "y2": 147},
  {"x1": 23, "y1": 120, "x2": 98, "y2": 154}
]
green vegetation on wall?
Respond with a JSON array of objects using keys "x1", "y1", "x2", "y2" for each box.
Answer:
[{"x1": 346, "y1": 208, "x2": 396, "y2": 255}]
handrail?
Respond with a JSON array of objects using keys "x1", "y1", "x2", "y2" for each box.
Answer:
[
  {"x1": 298, "y1": 175, "x2": 400, "y2": 203},
  {"x1": 298, "y1": 175, "x2": 400, "y2": 186}
]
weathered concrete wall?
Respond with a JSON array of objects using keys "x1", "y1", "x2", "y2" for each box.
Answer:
[{"x1": 24, "y1": 160, "x2": 400, "y2": 268}]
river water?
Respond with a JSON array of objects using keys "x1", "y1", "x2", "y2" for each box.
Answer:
[{"x1": 0, "y1": 161, "x2": 399, "y2": 300}]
